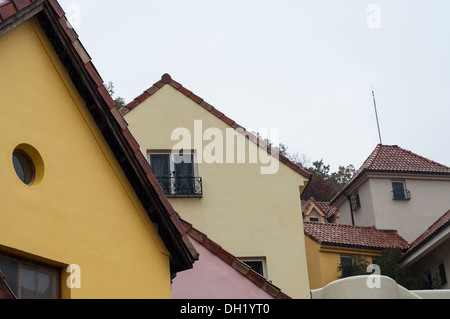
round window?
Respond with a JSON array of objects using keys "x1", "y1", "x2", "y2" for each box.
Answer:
[{"x1": 12, "y1": 144, "x2": 44, "y2": 186}]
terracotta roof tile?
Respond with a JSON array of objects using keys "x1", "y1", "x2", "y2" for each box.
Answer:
[
  {"x1": 181, "y1": 220, "x2": 291, "y2": 299},
  {"x1": 331, "y1": 144, "x2": 450, "y2": 204},
  {"x1": 303, "y1": 221, "x2": 410, "y2": 250},
  {"x1": 404, "y1": 210, "x2": 450, "y2": 257},
  {"x1": 120, "y1": 74, "x2": 311, "y2": 180}
]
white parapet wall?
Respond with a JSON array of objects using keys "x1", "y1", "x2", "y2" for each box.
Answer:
[{"x1": 311, "y1": 275, "x2": 430, "y2": 299}]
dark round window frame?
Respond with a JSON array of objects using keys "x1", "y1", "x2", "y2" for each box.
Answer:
[{"x1": 12, "y1": 149, "x2": 36, "y2": 186}]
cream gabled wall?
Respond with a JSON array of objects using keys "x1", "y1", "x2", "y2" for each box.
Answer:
[
  {"x1": 0, "y1": 20, "x2": 171, "y2": 299},
  {"x1": 125, "y1": 85, "x2": 311, "y2": 298}
]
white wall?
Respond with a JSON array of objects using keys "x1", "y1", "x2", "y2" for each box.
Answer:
[{"x1": 337, "y1": 175, "x2": 450, "y2": 243}]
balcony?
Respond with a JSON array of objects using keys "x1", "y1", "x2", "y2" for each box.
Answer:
[{"x1": 155, "y1": 176, "x2": 203, "y2": 198}]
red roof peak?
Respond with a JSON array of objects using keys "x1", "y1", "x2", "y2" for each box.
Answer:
[
  {"x1": 364, "y1": 144, "x2": 450, "y2": 173},
  {"x1": 331, "y1": 144, "x2": 450, "y2": 204},
  {"x1": 121, "y1": 74, "x2": 311, "y2": 179}
]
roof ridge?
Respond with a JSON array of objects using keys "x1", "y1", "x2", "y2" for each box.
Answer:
[
  {"x1": 303, "y1": 221, "x2": 410, "y2": 250},
  {"x1": 181, "y1": 219, "x2": 291, "y2": 299},
  {"x1": 120, "y1": 73, "x2": 312, "y2": 180}
]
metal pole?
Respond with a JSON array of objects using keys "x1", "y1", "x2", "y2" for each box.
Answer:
[{"x1": 372, "y1": 89, "x2": 383, "y2": 145}]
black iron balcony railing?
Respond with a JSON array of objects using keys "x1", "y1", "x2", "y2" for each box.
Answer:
[
  {"x1": 155, "y1": 176, "x2": 203, "y2": 198},
  {"x1": 392, "y1": 189, "x2": 411, "y2": 201}
]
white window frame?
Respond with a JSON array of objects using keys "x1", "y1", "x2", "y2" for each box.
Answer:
[{"x1": 239, "y1": 257, "x2": 268, "y2": 278}]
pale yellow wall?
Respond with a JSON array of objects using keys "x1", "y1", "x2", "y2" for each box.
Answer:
[
  {"x1": 125, "y1": 84, "x2": 310, "y2": 298},
  {"x1": 0, "y1": 20, "x2": 171, "y2": 298}
]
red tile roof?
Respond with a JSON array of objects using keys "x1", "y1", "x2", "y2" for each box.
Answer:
[
  {"x1": 181, "y1": 220, "x2": 291, "y2": 299},
  {"x1": 331, "y1": 144, "x2": 450, "y2": 204},
  {"x1": 303, "y1": 222, "x2": 410, "y2": 250},
  {"x1": 403, "y1": 210, "x2": 450, "y2": 257},
  {"x1": 120, "y1": 74, "x2": 311, "y2": 180},
  {"x1": 0, "y1": 0, "x2": 198, "y2": 274}
]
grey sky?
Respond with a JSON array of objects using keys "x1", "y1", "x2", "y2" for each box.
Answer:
[{"x1": 58, "y1": 0, "x2": 450, "y2": 172}]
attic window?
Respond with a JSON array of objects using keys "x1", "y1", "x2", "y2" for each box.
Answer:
[
  {"x1": 239, "y1": 258, "x2": 267, "y2": 278},
  {"x1": 12, "y1": 145, "x2": 44, "y2": 186}
]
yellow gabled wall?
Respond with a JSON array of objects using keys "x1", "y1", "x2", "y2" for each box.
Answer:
[
  {"x1": 124, "y1": 84, "x2": 311, "y2": 298},
  {"x1": 304, "y1": 235, "x2": 379, "y2": 290},
  {"x1": 0, "y1": 19, "x2": 171, "y2": 298}
]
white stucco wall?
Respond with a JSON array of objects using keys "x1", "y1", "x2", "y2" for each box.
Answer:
[{"x1": 337, "y1": 176, "x2": 450, "y2": 243}]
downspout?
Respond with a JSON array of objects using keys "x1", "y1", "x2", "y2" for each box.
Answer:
[{"x1": 347, "y1": 195, "x2": 355, "y2": 226}]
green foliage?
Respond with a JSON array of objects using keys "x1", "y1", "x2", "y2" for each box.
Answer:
[
  {"x1": 104, "y1": 81, "x2": 126, "y2": 109},
  {"x1": 375, "y1": 248, "x2": 426, "y2": 290},
  {"x1": 301, "y1": 159, "x2": 355, "y2": 202},
  {"x1": 336, "y1": 249, "x2": 427, "y2": 290},
  {"x1": 337, "y1": 255, "x2": 371, "y2": 278}
]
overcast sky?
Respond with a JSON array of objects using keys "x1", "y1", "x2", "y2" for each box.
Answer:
[{"x1": 58, "y1": 0, "x2": 450, "y2": 171}]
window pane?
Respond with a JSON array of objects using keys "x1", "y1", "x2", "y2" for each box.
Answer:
[
  {"x1": 392, "y1": 182, "x2": 406, "y2": 199},
  {"x1": 0, "y1": 255, "x2": 18, "y2": 296},
  {"x1": 20, "y1": 267, "x2": 37, "y2": 299},
  {"x1": 38, "y1": 272, "x2": 54, "y2": 299},
  {"x1": 150, "y1": 155, "x2": 170, "y2": 177},
  {"x1": 244, "y1": 261, "x2": 264, "y2": 276},
  {"x1": 174, "y1": 154, "x2": 194, "y2": 176},
  {"x1": 12, "y1": 151, "x2": 35, "y2": 185},
  {"x1": 439, "y1": 264, "x2": 447, "y2": 285},
  {"x1": 174, "y1": 154, "x2": 195, "y2": 195}
]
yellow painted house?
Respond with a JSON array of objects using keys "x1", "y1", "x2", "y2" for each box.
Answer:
[
  {"x1": 121, "y1": 74, "x2": 312, "y2": 298},
  {"x1": 303, "y1": 222, "x2": 409, "y2": 290},
  {"x1": 0, "y1": 0, "x2": 197, "y2": 299}
]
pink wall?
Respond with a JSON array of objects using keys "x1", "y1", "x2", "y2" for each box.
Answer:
[{"x1": 172, "y1": 239, "x2": 274, "y2": 299}]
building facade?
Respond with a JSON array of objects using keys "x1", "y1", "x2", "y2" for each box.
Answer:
[
  {"x1": 121, "y1": 74, "x2": 312, "y2": 298},
  {"x1": 0, "y1": 0, "x2": 196, "y2": 299},
  {"x1": 303, "y1": 221, "x2": 409, "y2": 290},
  {"x1": 330, "y1": 144, "x2": 450, "y2": 243}
]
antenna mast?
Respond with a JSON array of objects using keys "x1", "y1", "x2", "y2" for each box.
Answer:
[{"x1": 372, "y1": 88, "x2": 383, "y2": 145}]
